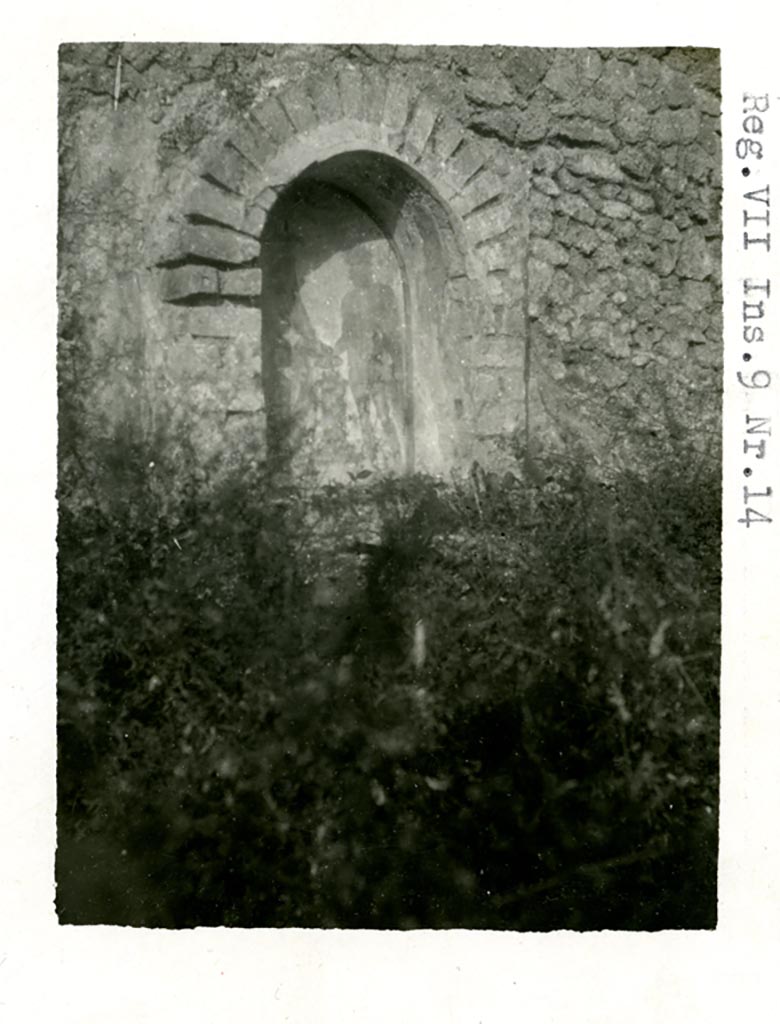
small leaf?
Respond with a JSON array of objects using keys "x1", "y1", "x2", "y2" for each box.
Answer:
[{"x1": 424, "y1": 775, "x2": 450, "y2": 792}]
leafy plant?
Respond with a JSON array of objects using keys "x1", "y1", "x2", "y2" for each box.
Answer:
[{"x1": 57, "y1": 426, "x2": 720, "y2": 928}]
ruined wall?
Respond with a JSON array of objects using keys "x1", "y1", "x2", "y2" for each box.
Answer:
[{"x1": 58, "y1": 44, "x2": 721, "y2": 484}]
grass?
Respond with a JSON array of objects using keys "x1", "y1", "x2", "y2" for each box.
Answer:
[{"x1": 56, "y1": 429, "x2": 720, "y2": 928}]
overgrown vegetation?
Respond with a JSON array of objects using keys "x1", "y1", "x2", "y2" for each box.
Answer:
[{"x1": 56, "y1": 428, "x2": 720, "y2": 929}]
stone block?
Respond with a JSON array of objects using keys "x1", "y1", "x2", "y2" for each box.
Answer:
[
  {"x1": 534, "y1": 175, "x2": 561, "y2": 197},
  {"x1": 578, "y1": 96, "x2": 615, "y2": 123},
  {"x1": 529, "y1": 205, "x2": 554, "y2": 237},
  {"x1": 503, "y1": 47, "x2": 552, "y2": 99},
  {"x1": 203, "y1": 146, "x2": 256, "y2": 196},
  {"x1": 307, "y1": 69, "x2": 342, "y2": 123},
  {"x1": 470, "y1": 369, "x2": 524, "y2": 433},
  {"x1": 219, "y1": 268, "x2": 263, "y2": 297},
  {"x1": 362, "y1": 69, "x2": 389, "y2": 126},
  {"x1": 464, "y1": 73, "x2": 515, "y2": 107},
  {"x1": 444, "y1": 297, "x2": 478, "y2": 336},
  {"x1": 514, "y1": 105, "x2": 551, "y2": 143},
  {"x1": 555, "y1": 119, "x2": 619, "y2": 151},
  {"x1": 402, "y1": 94, "x2": 439, "y2": 161},
  {"x1": 692, "y1": 338, "x2": 721, "y2": 368},
  {"x1": 278, "y1": 83, "x2": 318, "y2": 133},
  {"x1": 544, "y1": 50, "x2": 602, "y2": 100},
  {"x1": 627, "y1": 188, "x2": 656, "y2": 213},
  {"x1": 485, "y1": 270, "x2": 509, "y2": 301},
  {"x1": 166, "y1": 337, "x2": 222, "y2": 382},
  {"x1": 680, "y1": 279, "x2": 714, "y2": 312},
  {"x1": 550, "y1": 292, "x2": 578, "y2": 333},
  {"x1": 498, "y1": 303, "x2": 527, "y2": 335},
  {"x1": 250, "y1": 95, "x2": 294, "y2": 146},
  {"x1": 162, "y1": 265, "x2": 220, "y2": 302},
  {"x1": 452, "y1": 171, "x2": 505, "y2": 217},
  {"x1": 176, "y1": 304, "x2": 263, "y2": 339},
  {"x1": 465, "y1": 331, "x2": 525, "y2": 369},
  {"x1": 631, "y1": 351, "x2": 654, "y2": 368},
  {"x1": 660, "y1": 68, "x2": 696, "y2": 109},
  {"x1": 432, "y1": 118, "x2": 464, "y2": 161},
  {"x1": 172, "y1": 224, "x2": 260, "y2": 266},
  {"x1": 618, "y1": 146, "x2": 657, "y2": 180},
  {"x1": 383, "y1": 73, "x2": 413, "y2": 132},
  {"x1": 446, "y1": 141, "x2": 488, "y2": 192},
  {"x1": 566, "y1": 151, "x2": 625, "y2": 183},
  {"x1": 532, "y1": 146, "x2": 564, "y2": 174},
  {"x1": 557, "y1": 220, "x2": 600, "y2": 255},
  {"x1": 185, "y1": 180, "x2": 246, "y2": 231},
  {"x1": 595, "y1": 57, "x2": 638, "y2": 101},
  {"x1": 531, "y1": 237, "x2": 569, "y2": 266},
  {"x1": 652, "y1": 108, "x2": 700, "y2": 146},
  {"x1": 600, "y1": 200, "x2": 633, "y2": 220},
  {"x1": 415, "y1": 153, "x2": 458, "y2": 201},
  {"x1": 475, "y1": 238, "x2": 516, "y2": 273},
  {"x1": 465, "y1": 201, "x2": 514, "y2": 245},
  {"x1": 556, "y1": 192, "x2": 597, "y2": 225},
  {"x1": 338, "y1": 66, "x2": 364, "y2": 121},
  {"x1": 528, "y1": 258, "x2": 554, "y2": 314},
  {"x1": 625, "y1": 266, "x2": 660, "y2": 297},
  {"x1": 228, "y1": 123, "x2": 277, "y2": 173},
  {"x1": 676, "y1": 230, "x2": 712, "y2": 280},
  {"x1": 226, "y1": 387, "x2": 265, "y2": 414},
  {"x1": 593, "y1": 241, "x2": 622, "y2": 270},
  {"x1": 242, "y1": 203, "x2": 268, "y2": 238}
]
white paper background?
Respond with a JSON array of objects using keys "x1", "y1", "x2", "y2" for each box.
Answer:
[{"x1": 2, "y1": 3, "x2": 778, "y2": 1021}]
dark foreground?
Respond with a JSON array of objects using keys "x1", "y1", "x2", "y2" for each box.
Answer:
[{"x1": 57, "y1": 439, "x2": 719, "y2": 928}]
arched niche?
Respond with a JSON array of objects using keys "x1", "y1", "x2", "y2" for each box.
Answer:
[
  {"x1": 155, "y1": 75, "x2": 529, "y2": 475},
  {"x1": 260, "y1": 150, "x2": 476, "y2": 480}
]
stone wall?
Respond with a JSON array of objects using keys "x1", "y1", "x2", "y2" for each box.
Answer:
[{"x1": 58, "y1": 44, "x2": 721, "y2": 483}]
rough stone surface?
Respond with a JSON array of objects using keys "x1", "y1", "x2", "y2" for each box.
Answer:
[{"x1": 59, "y1": 44, "x2": 721, "y2": 479}]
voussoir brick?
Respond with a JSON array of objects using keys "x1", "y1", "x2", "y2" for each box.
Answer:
[
  {"x1": 445, "y1": 141, "x2": 488, "y2": 192},
  {"x1": 174, "y1": 223, "x2": 261, "y2": 265},
  {"x1": 162, "y1": 265, "x2": 220, "y2": 302},
  {"x1": 432, "y1": 118, "x2": 464, "y2": 161},
  {"x1": 451, "y1": 171, "x2": 505, "y2": 218},
  {"x1": 202, "y1": 146, "x2": 258, "y2": 197},
  {"x1": 337, "y1": 66, "x2": 365, "y2": 121},
  {"x1": 250, "y1": 95, "x2": 295, "y2": 146},
  {"x1": 383, "y1": 74, "x2": 413, "y2": 133},
  {"x1": 186, "y1": 180, "x2": 246, "y2": 231},
  {"x1": 307, "y1": 69, "x2": 342, "y2": 124},
  {"x1": 402, "y1": 94, "x2": 439, "y2": 162},
  {"x1": 228, "y1": 122, "x2": 277, "y2": 173},
  {"x1": 361, "y1": 69, "x2": 389, "y2": 125},
  {"x1": 465, "y1": 201, "x2": 515, "y2": 246},
  {"x1": 278, "y1": 83, "x2": 318, "y2": 133}
]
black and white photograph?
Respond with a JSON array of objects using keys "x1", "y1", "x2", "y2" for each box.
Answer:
[{"x1": 54, "y1": 42, "x2": 723, "y2": 931}]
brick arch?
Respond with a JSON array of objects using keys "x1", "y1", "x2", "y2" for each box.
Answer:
[{"x1": 156, "y1": 66, "x2": 529, "y2": 471}]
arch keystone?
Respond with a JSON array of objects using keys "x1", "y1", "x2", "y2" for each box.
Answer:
[
  {"x1": 383, "y1": 74, "x2": 413, "y2": 133},
  {"x1": 337, "y1": 66, "x2": 365, "y2": 121}
]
